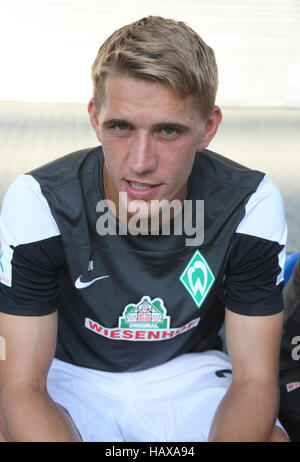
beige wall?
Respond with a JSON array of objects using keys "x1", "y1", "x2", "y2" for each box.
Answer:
[{"x1": 0, "y1": 0, "x2": 299, "y2": 107}]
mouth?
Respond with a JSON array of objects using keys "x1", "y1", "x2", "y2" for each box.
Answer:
[
  {"x1": 128, "y1": 181, "x2": 154, "y2": 190},
  {"x1": 123, "y1": 179, "x2": 162, "y2": 199}
]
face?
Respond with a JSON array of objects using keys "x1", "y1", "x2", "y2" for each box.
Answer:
[{"x1": 88, "y1": 74, "x2": 221, "y2": 224}]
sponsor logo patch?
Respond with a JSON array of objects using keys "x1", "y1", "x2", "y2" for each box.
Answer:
[
  {"x1": 286, "y1": 382, "x2": 300, "y2": 393},
  {"x1": 85, "y1": 295, "x2": 200, "y2": 341},
  {"x1": 119, "y1": 295, "x2": 170, "y2": 330}
]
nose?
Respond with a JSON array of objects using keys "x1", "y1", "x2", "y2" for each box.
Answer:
[{"x1": 128, "y1": 131, "x2": 158, "y2": 175}]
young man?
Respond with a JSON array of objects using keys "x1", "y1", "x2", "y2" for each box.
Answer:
[
  {"x1": 0, "y1": 16, "x2": 288, "y2": 441},
  {"x1": 279, "y1": 254, "x2": 300, "y2": 441}
]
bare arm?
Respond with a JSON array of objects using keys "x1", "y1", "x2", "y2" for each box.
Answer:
[
  {"x1": 208, "y1": 308, "x2": 284, "y2": 442},
  {"x1": 0, "y1": 312, "x2": 81, "y2": 442}
]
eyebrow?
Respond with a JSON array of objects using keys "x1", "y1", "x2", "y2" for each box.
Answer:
[
  {"x1": 102, "y1": 118, "x2": 191, "y2": 131},
  {"x1": 154, "y1": 122, "x2": 191, "y2": 132},
  {"x1": 102, "y1": 118, "x2": 131, "y2": 128}
]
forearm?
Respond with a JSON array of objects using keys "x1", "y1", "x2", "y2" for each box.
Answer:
[
  {"x1": 0, "y1": 384, "x2": 81, "y2": 442},
  {"x1": 208, "y1": 380, "x2": 279, "y2": 442}
]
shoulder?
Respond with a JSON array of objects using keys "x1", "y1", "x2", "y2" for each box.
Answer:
[
  {"x1": 1, "y1": 174, "x2": 60, "y2": 245},
  {"x1": 196, "y1": 149, "x2": 265, "y2": 189},
  {"x1": 236, "y1": 175, "x2": 286, "y2": 245}
]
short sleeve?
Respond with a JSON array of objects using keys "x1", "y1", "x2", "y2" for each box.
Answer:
[
  {"x1": 0, "y1": 174, "x2": 64, "y2": 316},
  {"x1": 224, "y1": 176, "x2": 287, "y2": 316}
]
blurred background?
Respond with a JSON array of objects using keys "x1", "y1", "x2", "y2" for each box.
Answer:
[{"x1": 0, "y1": 0, "x2": 299, "y2": 251}]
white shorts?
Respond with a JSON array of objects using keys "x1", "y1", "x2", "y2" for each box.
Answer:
[{"x1": 46, "y1": 350, "x2": 282, "y2": 442}]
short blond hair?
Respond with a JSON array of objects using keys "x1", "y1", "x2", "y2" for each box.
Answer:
[{"x1": 91, "y1": 16, "x2": 218, "y2": 121}]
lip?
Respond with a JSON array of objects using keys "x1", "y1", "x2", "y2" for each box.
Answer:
[{"x1": 123, "y1": 179, "x2": 162, "y2": 200}]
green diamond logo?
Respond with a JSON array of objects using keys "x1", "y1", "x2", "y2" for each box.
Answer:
[{"x1": 179, "y1": 250, "x2": 215, "y2": 308}]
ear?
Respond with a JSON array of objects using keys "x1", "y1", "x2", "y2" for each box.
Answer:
[
  {"x1": 196, "y1": 106, "x2": 222, "y2": 152},
  {"x1": 87, "y1": 98, "x2": 101, "y2": 142}
]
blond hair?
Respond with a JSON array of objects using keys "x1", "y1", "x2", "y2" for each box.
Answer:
[{"x1": 91, "y1": 16, "x2": 218, "y2": 121}]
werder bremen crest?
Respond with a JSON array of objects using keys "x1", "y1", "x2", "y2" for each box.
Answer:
[
  {"x1": 179, "y1": 250, "x2": 215, "y2": 308},
  {"x1": 119, "y1": 296, "x2": 170, "y2": 329}
]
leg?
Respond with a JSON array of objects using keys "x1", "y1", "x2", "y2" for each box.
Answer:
[
  {"x1": 55, "y1": 402, "x2": 83, "y2": 442},
  {"x1": 123, "y1": 350, "x2": 233, "y2": 442},
  {"x1": 47, "y1": 358, "x2": 124, "y2": 442},
  {"x1": 128, "y1": 351, "x2": 290, "y2": 442}
]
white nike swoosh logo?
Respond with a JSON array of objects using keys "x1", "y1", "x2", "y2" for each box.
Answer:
[{"x1": 75, "y1": 275, "x2": 109, "y2": 289}]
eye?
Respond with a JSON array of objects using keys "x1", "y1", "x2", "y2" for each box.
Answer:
[
  {"x1": 103, "y1": 120, "x2": 133, "y2": 133},
  {"x1": 114, "y1": 122, "x2": 131, "y2": 131},
  {"x1": 155, "y1": 122, "x2": 189, "y2": 138},
  {"x1": 161, "y1": 127, "x2": 177, "y2": 136},
  {"x1": 157, "y1": 125, "x2": 184, "y2": 140}
]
